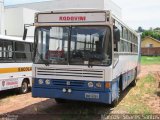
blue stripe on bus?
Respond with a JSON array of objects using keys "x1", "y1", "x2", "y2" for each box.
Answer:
[
  {"x1": 32, "y1": 78, "x2": 120, "y2": 104},
  {"x1": 32, "y1": 87, "x2": 112, "y2": 104}
]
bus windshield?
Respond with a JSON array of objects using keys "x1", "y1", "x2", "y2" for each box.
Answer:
[{"x1": 35, "y1": 26, "x2": 112, "y2": 66}]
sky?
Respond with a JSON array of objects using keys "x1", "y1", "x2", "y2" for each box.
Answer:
[
  {"x1": 4, "y1": 0, "x2": 160, "y2": 30},
  {"x1": 112, "y1": 0, "x2": 160, "y2": 30}
]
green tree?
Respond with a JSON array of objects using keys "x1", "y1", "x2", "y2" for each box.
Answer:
[{"x1": 142, "y1": 30, "x2": 160, "y2": 40}]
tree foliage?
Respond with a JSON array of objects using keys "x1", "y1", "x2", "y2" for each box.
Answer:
[
  {"x1": 137, "y1": 27, "x2": 160, "y2": 40},
  {"x1": 141, "y1": 30, "x2": 160, "y2": 40}
]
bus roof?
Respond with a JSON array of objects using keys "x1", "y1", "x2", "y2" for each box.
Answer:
[
  {"x1": 36, "y1": 9, "x2": 109, "y2": 14},
  {"x1": 35, "y1": 9, "x2": 138, "y2": 37}
]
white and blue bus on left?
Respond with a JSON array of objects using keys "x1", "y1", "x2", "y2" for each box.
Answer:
[{"x1": 24, "y1": 9, "x2": 141, "y2": 106}]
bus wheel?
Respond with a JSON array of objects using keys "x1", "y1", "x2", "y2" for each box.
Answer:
[
  {"x1": 130, "y1": 79, "x2": 136, "y2": 87},
  {"x1": 130, "y1": 69, "x2": 137, "y2": 87},
  {"x1": 20, "y1": 81, "x2": 29, "y2": 94},
  {"x1": 111, "y1": 97, "x2": 119, "y2": 107},
  {"x1": 55, "y1": 98, "x2": 66, "y2": 104}
]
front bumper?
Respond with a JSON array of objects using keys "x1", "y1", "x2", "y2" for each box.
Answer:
[{"x1": 32, "y1": 87, "x2": 112, "y2": 104}]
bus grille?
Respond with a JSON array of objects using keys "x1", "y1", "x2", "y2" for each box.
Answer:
[
  {"x1": 36, "y1": 68, "x2": 104, "y2": 80},
  {"x1": 52, "y1": 80, "x2": 84, "y2": 87}
]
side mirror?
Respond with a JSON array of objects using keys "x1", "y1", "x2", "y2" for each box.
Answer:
[
  {"x1": 23, "y1": 28, "x2": 28, "y2": 40},
  {"x1": 114, "y1": 28, "x2": 120, "y2": 42}
]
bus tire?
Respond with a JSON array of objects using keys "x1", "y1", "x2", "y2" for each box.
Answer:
[
  {"x1": 20, "y1": 80, "x2": 29, "y2": 94},
  {"x1": 111, "y1": 97, "x2": 119, "y2": 107},
  {"x1": 130, "y1": 79, "x2": 136, "y2": 87},
  {"x1": 130, "y1": 69, "x2": 137, "y2": 87},
  {"x1": 55, "y1": 98, "x2": 66, "y2": 104}
]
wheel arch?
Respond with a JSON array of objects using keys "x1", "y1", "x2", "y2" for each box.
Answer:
[
  {"x1": 119, "y1": 74, "x2": 123, "y2": 92},
  {"x1": 22, "y1": 78, "x2": 30, "y2": 85}
]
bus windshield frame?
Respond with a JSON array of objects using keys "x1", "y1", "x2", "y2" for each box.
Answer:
[{"x1": 34, "y1": 26, "x2": 112, "y2": 66}]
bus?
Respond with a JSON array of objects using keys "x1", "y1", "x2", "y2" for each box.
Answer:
[
  {"x1": 0, "y1": 35, "x2": 33, "y2": 94},
  {"x1": 27, "y1": 9, "x2": 140, "y2": 106}
]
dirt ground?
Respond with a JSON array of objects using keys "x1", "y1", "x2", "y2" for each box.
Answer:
[
  {"x1": 140, "y1": 65, "x2": 160, "y2": 114},
  {"x1": 0, "y1": 65, "x2": 160, "y2": 119},
  {"x1": 138, "y1": 65, "x2": 160, "y2": 78}
]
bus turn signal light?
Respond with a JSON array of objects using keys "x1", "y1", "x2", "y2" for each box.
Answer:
[{"x1": 105, "y1": 82, "x2": 111, "y2": 88}]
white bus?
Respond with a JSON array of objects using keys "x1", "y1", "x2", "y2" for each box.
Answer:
[
  {"x1": 0, "y1": 35, "x2": 33, "y2": 94},
  {"x1": 26, "y1": 9, "x2": 140, "y2": 106}
]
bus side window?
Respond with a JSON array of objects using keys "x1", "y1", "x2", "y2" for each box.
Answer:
[
  {"x1": 113, "y1": 27, "x2": 120, "y2": 52},
  {"x1": 0, "y1": 40, "x2": 3, "y2": 60},
  {"x1": 15, "y1": 42, "x2": 32, "y2": 62},
  {"x1": 3, "y1": 40, "x2": 14, "y2": 62}
]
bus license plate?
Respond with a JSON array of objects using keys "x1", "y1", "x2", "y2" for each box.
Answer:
[{"x1": 85, "y1": 93, "x2": 99, "y2": 99}]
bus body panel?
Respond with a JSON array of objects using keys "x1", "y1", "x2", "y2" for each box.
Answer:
[
  {"x1": 32, "y1": 64, "x2": 116, "y2": 104},
  {"x1": 113, "y1": 54, "x2": 138, "y2": 90},
  {"x1": 113, "y1": 54, "x2": 138, "y2": 79},
  {"x1": 32, "y1": 73, "x2": 120, "y2": 104},
  {"x1": 32, "y1": 87, "x2": 112, "y2": 104},
  {"x1": 0, "y1": 63, "x2": 32, "y2": 91},
  {"x1": 32, "y1": 64, "x2": 122, "y2": 104},
  {"x1": 33, "y1": 64, "x2": 112, "y2": 82}
]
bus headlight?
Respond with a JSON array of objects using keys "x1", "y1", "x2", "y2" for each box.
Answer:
[
  {"x1": 45, "y1": 79, "x2": 51, "y2": 85},
  {"x1": 96, "y1": 82, "x2": 102, "y2": 88},
  {"x1": 88, "y1": 82, "x2": 94, "y2": 88},
  {"x1": 38, "y1": 79, "x2": 43, "y2": 85},
  {"x1": 68, "y1": 89, "x2": 72, "y2": 93},
  {"x1": 62, "y1": 88, "x2": 67, "y2": 93}
]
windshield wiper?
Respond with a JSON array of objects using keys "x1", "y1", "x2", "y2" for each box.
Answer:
[
  {"x1": 36, "y1": 51, "x2": 50, "y2": 66},
  {"x1": 87, "y1": 53, "x2": 105, "y2": 67},
  {"x1": 88, "y1": 57, "x2": 93, "y2": 68},
  {"x1": 42, "y1": 59, "x2": 50, "y2": 66}
]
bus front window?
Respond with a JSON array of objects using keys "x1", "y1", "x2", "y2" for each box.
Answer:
[
  {"x1": 70, "y1": 26, "x2": 112, "y2": 66},
  {"x1": 35, "y1": 27, "x2": 69, "y2": 64},
  {"x1": 35, "y1": 26, "x2": 112, "y2": 66}
]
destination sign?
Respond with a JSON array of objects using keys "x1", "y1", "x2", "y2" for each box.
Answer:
[{"x1": 37, "y1": 12, "x2": 106, "y2": 23}]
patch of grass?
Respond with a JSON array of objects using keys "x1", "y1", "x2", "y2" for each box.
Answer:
[
  {"x1": 127, "y1": 103, "x2": 152, "y2": 114},
  {"x1": 144, "y1": 74, "x2": 155, "y2": 83},
  {"x1": 118, "y1": 93, "x2": 153, "y2": 114},
  {"x1": 139, "y1": 75, "x2": 156, "y2": 94},
  {"x1": 141, "y1": 56, "x2": 160, "y2": 65},
  {"x1": 116, "y1": 74, "x2": 157, "y2": 114}
]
